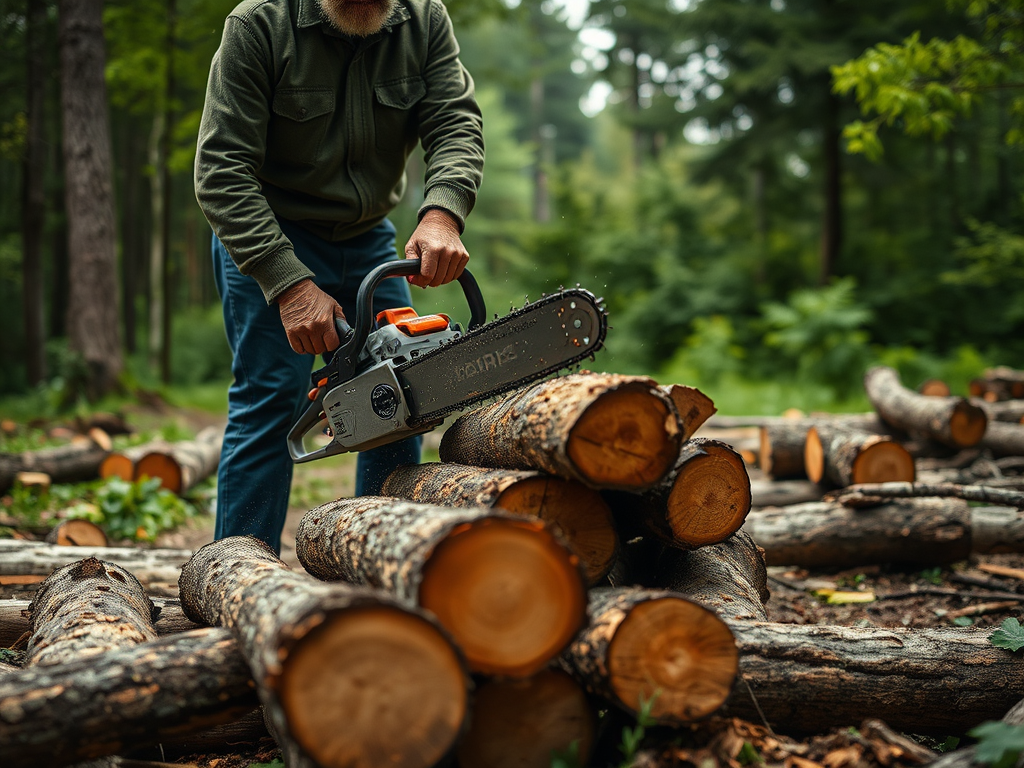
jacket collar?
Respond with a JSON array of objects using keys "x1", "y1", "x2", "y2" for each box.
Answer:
[{"x1": 296, "y1": 0, "x2": 411, "y2": 33}]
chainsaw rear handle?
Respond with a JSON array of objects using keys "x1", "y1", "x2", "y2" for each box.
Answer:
[
  {"x1": 287, "y1": 258, "x2": 485, "y2": 463},
  {"x1": 333, "y1": 257, "x2": 486, "y2": 371}
]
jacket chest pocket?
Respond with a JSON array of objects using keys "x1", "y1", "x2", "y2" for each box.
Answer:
[
  {"x1": 373, "y1": 76, "x2": 426, "y2": 153},
  {"x1": 267, "y1": 88, "x2": 335, "y2": 167}
]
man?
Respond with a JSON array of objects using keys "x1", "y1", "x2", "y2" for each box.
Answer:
[{"x1": 195, "y1": 0, "x2": 484, "y2": 552}]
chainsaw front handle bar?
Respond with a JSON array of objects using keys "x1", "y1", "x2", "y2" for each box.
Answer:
[{"x1": 286, "y1": 258, "x2": 485, "y2": 463}]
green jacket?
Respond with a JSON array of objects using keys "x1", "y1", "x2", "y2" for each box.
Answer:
[{"x1": 195, "y1": 0, "x2": 485, "y2": 302}]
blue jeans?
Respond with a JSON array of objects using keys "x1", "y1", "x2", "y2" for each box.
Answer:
[{"x1": 212, "y1": 218, "x2": 422, "y2": 552}]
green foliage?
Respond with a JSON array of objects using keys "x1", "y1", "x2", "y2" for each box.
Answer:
[
  {"x1": 920, "y1": 567, "x2": 944, "y2": 586},
  {"x1": 990, "y1": 617, "x2": 1024, "y2": 652},
  {"x1": 550, "y1": 740, "x2": 582, "y2": 768},
  {"x1": 618, "y1": 690, "x2": 660, "y2": 767},
  {"x1": 168, "y1": 305, "x2": 232, "y2": 387},
  {"x1": 937, "y1": 736, "x2": 962, "y2": 753},
  {"x1": 970, "y1": 721, "x2": 1024, "y2": 768},
  {"x1": 73, "y1": 477, "x2": 195, "y2": 541},
  {"x1": 738, "y1": 742, "x2": 764, "y2": 765},
  {"x1": 953, "y1": 616, "x2": 975, "y2": 626}
]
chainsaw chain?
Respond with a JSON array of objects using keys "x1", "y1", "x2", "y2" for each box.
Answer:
[{"x1": 397, "y1": 287, "x2": 608, "y2": 424}]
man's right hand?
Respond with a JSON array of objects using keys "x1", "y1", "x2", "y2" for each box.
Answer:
[{"x1": 276, "y1": 279, "x2": 346, "y2": 355}]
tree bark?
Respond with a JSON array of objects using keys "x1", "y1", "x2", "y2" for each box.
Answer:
[
  {"x1": 758, "y1": 422, "x2": 810, "y2": 480},
  {"x1": 439, "y1": 373, "x2": 681, "y2": 491},
  {"x1": 179, "y1": 536, "x2": 469, "y2": 768},
  {"x1": 147, "y1": 111, "x2": 166, "y2": 375},
  {"x1": 976, "y1": 399, "x2": 1024, "y2": 423},
  {"x1": 826, "y1": 481, "x2": 1024, "y2": 509},
  {"x1": 979, "y1": 421, "x2": 1024, "y2": 458},
  {"x1": 741, "y1": 498, "x2": 1024, "y2": 568},
  {"x1": 100, "y1": 440, "x2": 170, "y2": 482},
  {"x1": 653, "y1": 532, "x2": 770, "y2": 622},
  {"x1": 455, "y1": 668, "x2": 596, "y2": 768},
  {"x1": 59, "y1": 0, "x2": 123, "y2": 398},
  {"x1": 25, "y1": 557, "x2": 155, "y2": 667},
  {"x1": 722, "y1": 622, "x2": 1024, "y2": 734},
  {"x1": 749, "y1": 479, "x2": 822, "y2": 508},
  {"x1": 0, "y1": 540, "x2": 190, "y2": 587},
  {"x1": 0, "y1": 627, "x2": 258, "y2": 768},
  {"x1": 44, "y1": 519, "x2": 108, "y2": 547},
  {"x1": 804, "y1": 424, "x2": 915, "y2": 487},
  {"x1": 22, "y1": 0, "x2": 47, "y2": 386},
  {"x1": 134, "y1": 427, "x2": 223, "y2": 494},
  {"x1": 0, "y1": 436, "x2": 109, "y2": 492},
  {"x1": 296, "y1": 497, "x2": 587, "y2": 678},
  {"x1": 561, "y1": 588, "x2": 737, "y2": 724},
  {"x1": 1, "y1": 597, "x2": 198, "y2": 648},
  {"x1": 381, "y1": 462, "x2": 618, "y2": 585},
  {"x1": 865, "y1": 366, "x2": 987, "y2": 447},
  {"x1": 661, "y1": 384, "x2": 717, "y2": 442},
  {"x1": 608, "y1": 439, "x2": 751, "y2": 549}
]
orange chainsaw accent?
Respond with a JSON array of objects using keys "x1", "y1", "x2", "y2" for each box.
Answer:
[
  {"x1": 376, "y1": 307, "x2": 452, "y2": 337},
  {"x1": 308, "y1": 388, "x2": 319, "y2": 402}
]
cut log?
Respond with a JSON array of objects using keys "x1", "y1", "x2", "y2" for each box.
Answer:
[
  {"x1": 722, "y1": 622, "x2": 1024, "y2": 734},
  {"x1": 758, "y1": 422, "x2": 810, "y2": 479},
  {"x1": 981, "y1": 367, "x2": 1024, "y2": 401},
  {"x1": 608, "y1": 439, "x2": 751, "y2": 549},
  {"x1": 439, "y1": 373, "x2": 681, "y2": 491},
  {"x1": 296, "y1": 497, "x2": 588, "y2": 677},
  {"x1": 979, "y1": 420, "x2": 1024, "y2": 458},
  {"x1": 179, "y1": 536, "x2": 469, "y2": 768},
  {"x1": 749, "y1": 479, "x2": 822, "y2": 508},
  {"x1": 661, "y1": 384, "x2": 717, "y2": 442},
  {"x1": 0, "y1": 627, "x2": 258, "y2": 768},
  {"x1": 826, "y1": 481, "x2": 1024, "y2": 508},
  {"x1": 15, "y1": 471, "x2": 50, "y2": 490},
  {"x1": 919, "y1": 379, "x2": 951, "y2": 397},
  {"x1": 976, "y1": 399, "x2": 1024, "y2": 423},
  {"x1": 561, "y1": 587, "x2": 737, "y2": 724},
  {"x1": 25, "y1": 557, "x2": 156, "y2": 667},
  {"x1": 381, "y1": 462, "x2": 618, "y2": 584},
  {"x1": 0, "y1": 539, "x2": 189, "y2": 587},
  {"x1": 100, "y1": 441, "x2": 169, "y2": 482},
  {"x1": 44, "y1": 519, "x2": 108, "y2": 547},
  {"x1": 455, "y1": 669, "x2": 596, "y2": 768},
  {"x1": 1, "y1": 597, "x2": 199, "y2": 649},
  {"x1": 135, "y1": 426, "x2": 222, "y2": 494},
  {"x1": 0, "y1": 437, "x2": 109, "y2": 492},
  {"x1": 804, "y1": 425, "x2": 915, "y2": 487},
  {"x1": 653, "y1": 532, "x2": 770, "y2": 622},
  {"x1": 742, "y1": 498, "x2": 1024, "y2": 568},
  {"x1": 127, "y1": 708, "x2": 269, "y2": 761},
  {"x1": 865, "y1": 366, "x2": 987, "y2": 447}
]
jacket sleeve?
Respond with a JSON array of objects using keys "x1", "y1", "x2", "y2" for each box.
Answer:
[
  {"x1": 415, "y1": 0, "x2": 486, "y2": 232},
  {"x1": 194, "y1": 17, "x2": 313, "y2": 304}
]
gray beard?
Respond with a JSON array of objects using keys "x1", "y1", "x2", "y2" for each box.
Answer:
[{"x1": 317, "y1": 0, "x2": 397, "y2": 37}]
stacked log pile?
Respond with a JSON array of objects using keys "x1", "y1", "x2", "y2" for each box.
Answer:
[{"x1": 5, "y1": 368, "x2": 1024, "y2": 766}]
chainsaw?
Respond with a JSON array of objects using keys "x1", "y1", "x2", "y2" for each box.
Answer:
[{"x1": 287, "y1": 258, "x2": 607, "y2": 463}]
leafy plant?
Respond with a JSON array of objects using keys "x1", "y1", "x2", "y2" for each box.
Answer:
[
  {"x1": 738, "y1": 741, "x2": 764, "y2": 765},
  {"x1": 70, "y1": 477, "x2": 196, "y2": 541},
  {"x1": 937, "y1": 736, "x2": 961, "y2": 753},
  {"x1": 619, "y1": 691, "x2": 660, "y2": 767},
  {"x1": 970, "y1": 721, "x2": 1024, "y2": 768},
  {"x1": 920, "y1": 567, "x2": 944, "y2": 586},
  {"x1": 990, "y1": 618, "x2": 1024, "y2": 652},
  {"x1": 550, "y1": 739, "x2": 582, "y2": 768}
]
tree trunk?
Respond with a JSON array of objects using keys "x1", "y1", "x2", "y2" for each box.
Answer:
[
  {"x1": 0, "y1": 436, "x2": 109, "y2": 492},
  {"x1": 147, "y1": 111, "x2": 165, "y2": 375},
  {"x1": 44, "y1": 519, "x2": 108, "y2": 547},
  {"x1": 159, "y1": 0, "x2": 175, "y2": 384},
  {"x1": 455, "y1": 669, "x2": 596, "y2": 768},
  {"x1": 865, "y1": 366, "x2": 987, "y2": 447},
  {"x1": 749, "y1": 479, "x2": 822, "y2": 508},
  {"x1": 296, "y1": 497, "x2": 587, "y2": 678},
  {"x1": 25, "y1": 557, "x2": 156, "y2": 667},
  {"x1": 722, "y1": 622, "x2": 1024, "y2": 734},
  {"x1": 608, "y1": 439, "x2": 751, "y2": 550},
  {"x1": 561, "y1": 588, "x2": 737, "y2": 724},
  {"x1": 976, "y1": 399, "x2": 1024, "y2": 423},
  {"x1": 1, "y1": 596, "x2": 198, "y2": 648},
  {"x1": 979, "y1": 421, "x2": 1024, "y2": 458},
  {"x1": 661, "y1": 384, "x2": 717, "y2": 442},
  {"x1": 804, "y1": 424, "x2": 915, "y2": 487},
  {"x1": 826, "y1": 481, "x2": 1024, "y2": 508},
  {"x1": 59, "y1": 0, "x2": 123, "y2": 398},
  {"x1": 178, "y1": 536, "x2": 469, "y2": 768},
  {"x1": 22, "y1": 0, "x2": 47, "y2": 386},
  {"x1": 758, "y1": 422, "x2": 810, "y2": 479},
  {"x1": 653, "y1": 532, "x2": 769, "y2": 622},
  {"x1": 0, "y1": 627, "x2": 258, "y2": 768},
  {"x1": 134, "y1": 427, "x2": 222, "y2": 494},
  {"x1": 381, "y1": 462, "x2": 618, "y2": 585},
  {"x1": 100, "y1": 439, "x2": 171, "y2": 481},
  {"x1": 819, "y1": 86, "x2": 843, "y2": 285},
  {"x1": 740, "y1": 498, "x2": 1024, "y2": 568},
  {"x1": 439, "y1": 373, "x2": 681, "y2": 491},
  {"x1": 0, "y1": 540, "x2": 190, "y2": 587}
]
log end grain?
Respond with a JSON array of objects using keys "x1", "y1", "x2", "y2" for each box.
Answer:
[
  {"x1": 949, "y1": 400, "x2": 988, "y2": 447},
  {"x1": 567, "y1": 387, "x2": 680, "y2": 489},
  {"x1": 496, "y1": 476, "x2": 619, "y2": 585},
  {"x1": 804, "y1": 427, "x2": 826, "y2": 484},
  {"x1": 662, "y1": 384, "x2": 717, "y2": 443},
  {"x1": 608, "y1": 596, "x2": 737, "y2": 723},
  {"x1": 919, "y1": 379, "x2": 951, "y2": 397},
  {"x1": 665, "y1": 443, "x2": 751, "y2": 548},
  {"x1": 280, "y1": 606, "x2": 467, "y2": 768},
  {"x1": 135, "y1": 452, "x2": 183, "y2": 494},
  {"x1": 419, "y1": 518, "x2": 587, "y2": 678},
  {"x1": 851, "y1": 440, "x2": 915, "y2": 485},
  {"x1": 455, "y1": 668, "x2": 595, "y2": 768},
  {"x1": 44, "y1": 519, "x2": 109, "y2": 547},
  {"x1": 100, "y1": 453, "x2": 134, "y2": 481}
]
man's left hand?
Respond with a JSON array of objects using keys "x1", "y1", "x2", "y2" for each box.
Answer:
[{"x1": 404, "y1": 209, "x2": 470, "y2": 288}]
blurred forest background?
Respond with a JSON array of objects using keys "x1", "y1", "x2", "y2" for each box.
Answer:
[{"x1": 1, "y1": 0, "x2": 1022, "y2": 417}]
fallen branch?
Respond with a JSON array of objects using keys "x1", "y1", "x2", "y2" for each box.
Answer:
[{"x1": 826, "y1": 481, "x2": 1024, "y2": 508}]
